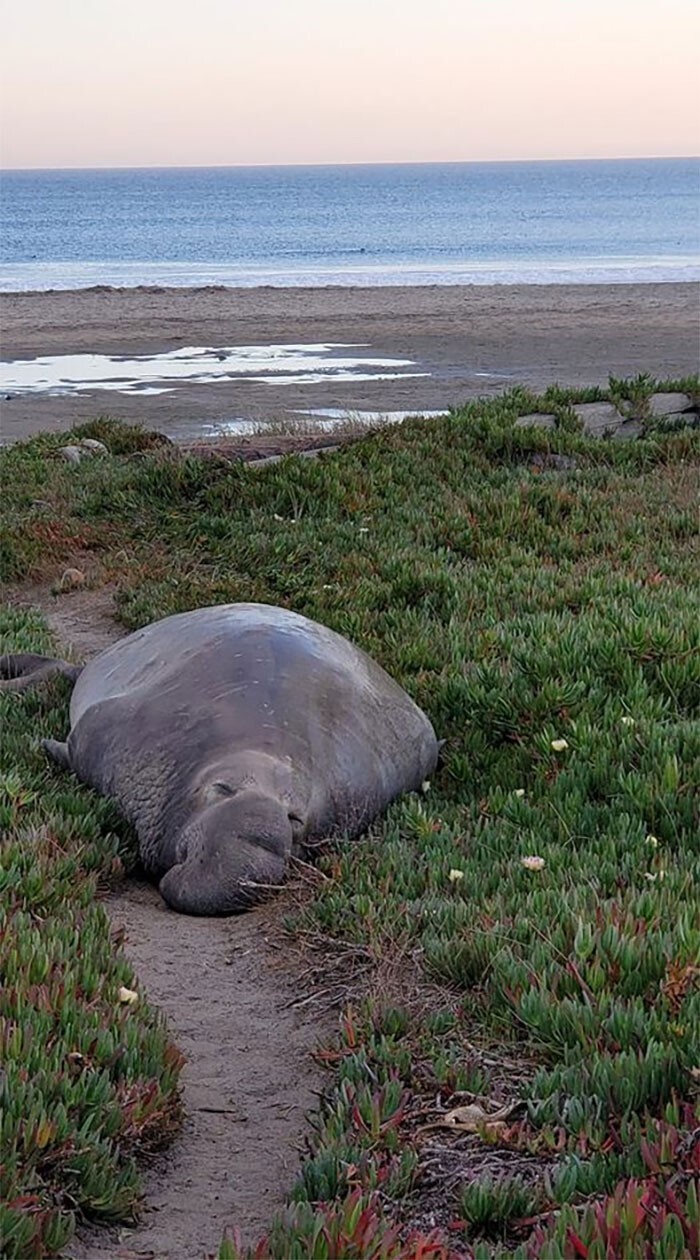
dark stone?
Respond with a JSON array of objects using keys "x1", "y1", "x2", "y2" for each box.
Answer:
[
  {"x1": 648, "y1": 392, "x2": 694, "y2": 417},
  {"x1": 573, "y1": 402, "x2": 623, "y2": 435}
]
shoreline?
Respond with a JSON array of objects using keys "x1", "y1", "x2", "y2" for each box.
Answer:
[
  {"x1": 1, "y1": 282, "x2": 698, "y2": 443},
  {"x1": 3, "y1": 268, "x2": 699, "y2": 294},
  {"x1": 3, "y1": 276, "x2": 699, "y2": 301}
]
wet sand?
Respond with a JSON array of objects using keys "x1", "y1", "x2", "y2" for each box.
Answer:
[{"x1": 1, "y1": 283, "x2": 698, "y2": 442}]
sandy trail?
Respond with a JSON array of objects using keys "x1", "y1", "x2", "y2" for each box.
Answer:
[
  {"x1": 69, "y1": 885, "x2": 326, "y2": 1260},
  {"x1": 7, "y1": 586, "x2": 329, "y2": 1260},
  {"x1": 2, "y1": 282, "x2": 698, "y2": 442}
]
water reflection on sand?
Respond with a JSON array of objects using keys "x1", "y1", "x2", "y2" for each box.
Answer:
[
  {"x1": 197, "y1": 407, "x2": 450, "y2": 438},
  {"x1": 0, "y1": 343, "x2": 426, "y2": 398}
]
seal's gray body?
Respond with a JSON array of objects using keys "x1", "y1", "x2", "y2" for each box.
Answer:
[{"x1": 26, "y1": 604, "x2": 438, "y2": 914}]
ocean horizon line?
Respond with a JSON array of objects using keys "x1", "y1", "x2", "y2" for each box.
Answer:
[{"x1": 3, "y1": 154, "x2": 699, "y2": 175}]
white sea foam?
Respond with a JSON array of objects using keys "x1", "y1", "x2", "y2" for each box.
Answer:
[{"x1": 2, "y1": 256, "x2": 698, "y2": 292}]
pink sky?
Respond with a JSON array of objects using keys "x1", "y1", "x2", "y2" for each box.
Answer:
[{"x1": 2, "y1": 0, "x2": 698, "y2": 168}]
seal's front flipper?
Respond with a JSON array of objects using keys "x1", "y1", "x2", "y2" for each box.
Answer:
[{"x1": 42, "y1": 739, "x2": 72, "y2": 772}]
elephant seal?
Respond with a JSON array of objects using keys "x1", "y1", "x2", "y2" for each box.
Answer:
[{"x1": 2, "y1": 604, "x2": 438, "y2": 915}]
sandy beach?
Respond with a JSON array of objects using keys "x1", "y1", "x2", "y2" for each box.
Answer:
[{"x1": 1, "y1": 282, "x2": 698, "y2": 442}]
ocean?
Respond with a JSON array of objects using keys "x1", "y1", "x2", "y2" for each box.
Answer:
[{"x1": 1, "y1": 158, "x2": 698, "y2": 291}]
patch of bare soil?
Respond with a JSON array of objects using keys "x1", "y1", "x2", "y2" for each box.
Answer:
[
  {"x1": 67, "y1": 884, "x2": 330, "y2": 1260},
  {"x1": 6, "y1": 585, "x2": 332, "y2": 1259},
  {"x1": 7, "y1": 583, "x2": 124, "y2": 658}
]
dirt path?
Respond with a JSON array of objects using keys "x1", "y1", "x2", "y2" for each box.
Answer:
[
  {"x1": 8, "y1": 585, "x2": 331, "y2": 1260},
  {"x1": 69, "y1": 885, "x2": 328, "y2": 1260}
]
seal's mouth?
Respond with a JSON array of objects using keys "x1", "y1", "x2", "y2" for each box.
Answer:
[
  {"x1": 158, "y1": 861, "x2": 286, "y2": 916},
  {"x1": 159, "y1": 794, "x2": 294, "y2": 916}
]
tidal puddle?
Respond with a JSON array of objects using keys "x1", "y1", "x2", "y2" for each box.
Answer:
[
  {"x1": 0, "y1": 344, "x2": 425, "y2": 398},
  {"x1": 295, "y1": 407, "x2": 449, "y2": 424},
  {"x1": 196, "y1": 407, "x2": 449, "y2": 438}
]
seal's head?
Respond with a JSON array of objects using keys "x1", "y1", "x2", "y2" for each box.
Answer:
[{"x1": 159, "y1": 786, "x2": 296, "y2": 915}]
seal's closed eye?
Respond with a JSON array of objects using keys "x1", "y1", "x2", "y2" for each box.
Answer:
[
  {"x1": 201, "y1": 781, "x2": 239, "y2": 804},
  {"x1": 213, "y1": 782, "x2": 238, "y2": 797}
]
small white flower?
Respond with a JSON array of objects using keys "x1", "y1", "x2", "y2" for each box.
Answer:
[
  {"x1": 521, "y1": 855, "x2": 546, "y2": 871},
  {"x1": 448, "y1": 868, "x2": 465, "y2": 883},
  {"x1": 551, "y1": 738, "x2": 569, "y2": 752},
  {"x1": 421, "y1": 780, "x2": 431, "y2": 793},
  {"x1": 273, "y1": 513, "x2": 285, "y2": 521},
  {"x1": 118, "y1": 986, "x2": 139, "y2": 1006},
  {"x1": 644, "y1": 872, "x2": 658, "y2": 883},
  {"x1": 620, "y1": 716, "x2": 636, "y2": 727},
  {"x1": 358, "y1": 527, "x2": 370, "y2": 535},
  {"x1": 514, "y1": 789, "x2": 526, "y2": 798},
  {"x1": 646, "y1": 834, "x2": 659, "y2": 848}
]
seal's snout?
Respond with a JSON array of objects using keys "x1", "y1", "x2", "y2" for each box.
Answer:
[{"x1": 159, "y1": 791, "x2": 294, "y2": 916}]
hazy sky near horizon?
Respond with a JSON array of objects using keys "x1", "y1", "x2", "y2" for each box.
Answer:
[{"x1": 2, "y1": 0, "x2": 698, "y2": 169}]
